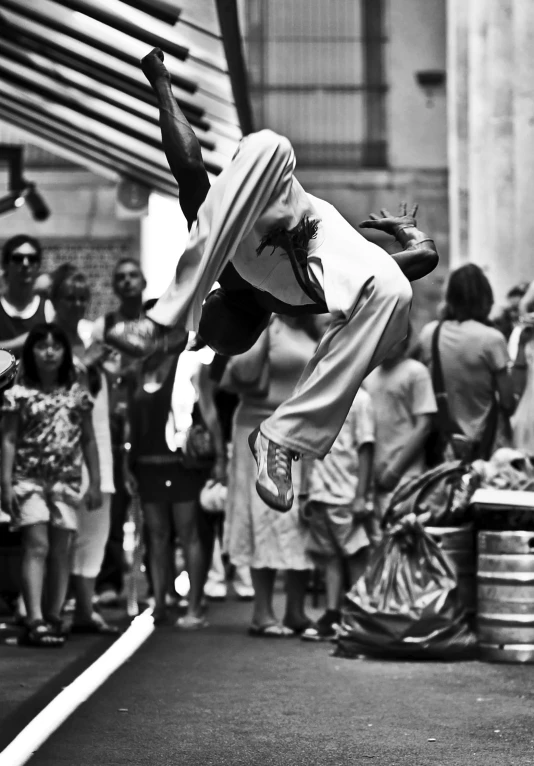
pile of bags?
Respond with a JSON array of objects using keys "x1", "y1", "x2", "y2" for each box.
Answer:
[{"x1": 336, "y1": 460, "x2": 478, "y2": 660}]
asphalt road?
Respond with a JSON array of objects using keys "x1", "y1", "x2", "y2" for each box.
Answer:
[{"x1": 20, "y1": 596, "x2": 534, "y2": 766}]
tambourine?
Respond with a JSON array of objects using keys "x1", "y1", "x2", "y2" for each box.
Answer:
[{"x1": 0, "y1": 349, "x2": 17, "y2": 390}]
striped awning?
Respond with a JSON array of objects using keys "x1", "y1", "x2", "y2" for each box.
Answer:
[{"x1": 0, "y1": 0, "x2": 253, "y2": 196}]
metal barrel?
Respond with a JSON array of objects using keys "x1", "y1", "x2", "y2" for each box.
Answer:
[
  {"x1": 477, "y1": 530, "x2": 534, "y2": 663},
  {"x1": 426, "y1": 526, "x2": 476, "y2": 616}
]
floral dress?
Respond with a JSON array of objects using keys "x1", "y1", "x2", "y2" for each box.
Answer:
[{"x1": 3, "y1": 382, "x2": 93, "y2": 508}]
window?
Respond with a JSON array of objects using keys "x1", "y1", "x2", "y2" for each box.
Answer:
[{"x1": 243, "y1": 0, "x2": 387, "y2": 167}]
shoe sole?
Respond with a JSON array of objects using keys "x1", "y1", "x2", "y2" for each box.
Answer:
[{"x1": 248, "y1": 427, "x2": 294, "y2": 513}]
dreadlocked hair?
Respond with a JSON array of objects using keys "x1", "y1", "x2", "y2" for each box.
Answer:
[{"x1": 256, "y1": 217, "x2": 320, "y2": 266}]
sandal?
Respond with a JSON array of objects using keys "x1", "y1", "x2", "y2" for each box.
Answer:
[
  {"x1": 19, "y1": 620, "x2": 65, "y2": 648},
  {"x1": 248, "y1": 623, "x2": 295, "y2": 638},
  {"x1": 283, "y1": 618, "x2": 313, "y2": 635},
  {"x1": 44, "y1": 615, "x2": 70, "y2": 639},
  {"x1": 71, "y1": 614, "x2": 121, "y2": 635},
  {"x1": 175, "y1": 614, "x2": 209, "y2": 630}
]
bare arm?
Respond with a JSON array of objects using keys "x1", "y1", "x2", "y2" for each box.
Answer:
[
  {"x1": 495, "y1": 367, "x2": 516, "y2": 416},
  {"x1": 195, "y1": 363, "x2": 227, "y2": 481},
  {"x1": 377, "y1": 413, "x2": 433, "y2": 492},
  {"x1": 0, "y1": 333, "x2": 28, "y2": 353},
  {"x1": 360, "y1": 203, "x2": 439, "y2": 282},
  {"x1": 1, "y1": 412, "x2": 19, "y2": 517},
  {"x1": 356, "y1": 442, "x2": 374, "y2": 501},
  {"x1": 141, "y1": 48, "x2": 210, "y2": 228},
  {"x1": 80, "y1": 412, "x2": 102, "y2": 509}
]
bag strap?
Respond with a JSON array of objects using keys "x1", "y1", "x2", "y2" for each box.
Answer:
[{"x1": 431, "y1": 322, "x2": 455, "y2": 435}]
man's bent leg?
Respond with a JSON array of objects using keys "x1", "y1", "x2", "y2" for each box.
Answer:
[{"x1": 261, "y1": 265, "x2": 412, "y2": 458}]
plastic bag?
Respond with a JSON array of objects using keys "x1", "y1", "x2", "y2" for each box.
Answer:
[
  {"x1": 335, "y1": 514, "x2": 477, "y2": 660},
  {"x1": 382, "y1": 461, "x2": 479, "y2": 529}
]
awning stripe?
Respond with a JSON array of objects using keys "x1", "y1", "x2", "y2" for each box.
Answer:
[
  {"x1": 0, "y1": 61, "x2": 218, "y2": 157},
  {"x1": 0, "y1": 94, "x2": 182, "y2": 194},
  {"x1": 49, "y1": 0, "x2": 189, "y2": 61},
  {"x1": 92, "y1": 0, "x2": 181, "y2": 28},
  {"x1": 0, "y1": 0, "x2": 198, "y2": 93},
  {"x1": 0, "y1": 85, "x2": 223, "y2": 178},
  {"x1": 0, "y1": 0, "x2": 247, "y2": 196},
  {"x1": 0, "y1": 19, "x2": 207, "y2": 124}
]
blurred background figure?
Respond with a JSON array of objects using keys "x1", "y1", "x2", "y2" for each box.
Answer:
[
  {"x1": 124, "y1": 336, "x2": 226, "y2": 628},
  {"x1": 365, "y1": 324, "x2": 436, "y2": 519},
  {"x1": 223, "y1": 315, "x2": 319, "y2": 637},
  {"x1": 51, "y1": 264, "x2": 118, "y2": 634},
  {"x1": 417, "y1": 264, "x2": 516, "y2": 460},
  {"x1": 493, "y1": 282, "x2": 529, "y2": 342},
  {"x1": 0, "y1": 236, "x2": 54, "y2": 357},
  {"x1": 92, "y1": 258, "x2": 147, "y2": 607}
]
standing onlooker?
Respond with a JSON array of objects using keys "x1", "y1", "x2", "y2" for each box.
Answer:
[
  {"x1": 1, "y1": 324, "x2": 101, "y2": 646},
  {"x1": 51, "y1": 265, "x2": 118, "y2": 634},
  {"x1": 92, "y1": 258, "x2": 146, "y2": 605},
  {"x1": 416, "y1": 264, "x2": 516, "y2": 458},
  {"x1": 365, "y1": 326, "x2": 437, "y2": 518},
  {"x1": 493, "y1": 282, "x2": 529, "y2": 342},
  {"x1": 223, "y1": 315, "x2": 317, "y2": 637},
  {"x1": 125, "y1": 337, "x2": 226, "y2": 628},
  {"x1": 299, "y1": 388, "x2": 375, "y2": 642},
  {"x1": 0, "y1": 236, "x2": 54, "y2": 355}
]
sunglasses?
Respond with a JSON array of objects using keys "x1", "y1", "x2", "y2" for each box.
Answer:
[{"x1": 9, "y1": 253, "x2": 41, "y2": 265}]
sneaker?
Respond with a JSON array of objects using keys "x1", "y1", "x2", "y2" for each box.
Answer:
[
  {"x1": 248, "y1": 427, "x2": 297, "y2": 512},
  {"x1": 105, "y1": 317, "x2": 186, "y2": 359},
  {"x1": 175, "y1": 614, "x2": 209, "y2": 630},
  {"x1": 301, "y1": 610, "x2": 341, "y2": 642},
  {"x1": 203, "y1": 581, "x2": 228, "y2": 601}
]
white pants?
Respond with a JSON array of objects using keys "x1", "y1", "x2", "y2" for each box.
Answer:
[
  {"x1": 71, "y1": 493, "x2": 112, "y2": 578},
  {"x1": 149, "y1": 130, "x2": 412, "y2": 457}
]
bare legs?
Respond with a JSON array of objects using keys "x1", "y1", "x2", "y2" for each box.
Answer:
[
  {"x1": 250, "y1": 567, "x2": 311, "y2": 631},
  {"x1": 21, "y1": 523, "x2": 73, "y2": 623},
  {"x1": 143, "y1": 499, "x2": 214, "y2": 622}
]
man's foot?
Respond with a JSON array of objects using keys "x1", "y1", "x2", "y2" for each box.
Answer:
[
  {"x1": 141, "y1": 47, "x2": 170, "y2": 88},
  {"x1": 248, "y1": 427, "x2": 297, "y2": 512},
  {"x1": 301, "y1": 610, "x2": 342, "y2": 642},
  {"x1": 105, "y1": 316, "x2": 186, "y2": 358}
]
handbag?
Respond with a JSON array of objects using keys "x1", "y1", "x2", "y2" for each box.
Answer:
[
  {"x1": 426, "y1": 322, "x2": 498, "y2": 466},
  {"x1": 182, "y1": 421, "x2": 216, "y2": 471}
]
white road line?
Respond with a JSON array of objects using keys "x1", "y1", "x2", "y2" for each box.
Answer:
[{"x1": 0, "y1": 609, "x2": 155, "y2": 766}]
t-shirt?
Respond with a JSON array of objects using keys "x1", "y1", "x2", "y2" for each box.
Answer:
[
  {"x1": 306, "y1": 389, "x2": 375, "y2": 505},
  {"x1": 365, "y1": 358, "x2": 437, "y2": 479},
  {"x1": 2, "y1": 382, "x2": 93, "y2": 488},
  {"x1": 419, "y1": 319, "x2": 509, "y2": 440}
]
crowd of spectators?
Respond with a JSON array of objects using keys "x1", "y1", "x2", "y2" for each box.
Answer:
[{"x1": 0, "y1": 232, "x2": 531, "y2": 647}]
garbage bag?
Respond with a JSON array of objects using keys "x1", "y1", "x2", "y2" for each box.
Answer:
[
  {"x1": 336, "y1": 514, "x2": 477, "y2": 660},
  {"x1": 382, "y1": 461, "x2": 479, "y2": 529}
]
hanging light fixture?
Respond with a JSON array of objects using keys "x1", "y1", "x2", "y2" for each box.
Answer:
[{"x1": 0, "y1": 145, "x2": 51, "y2": 221}]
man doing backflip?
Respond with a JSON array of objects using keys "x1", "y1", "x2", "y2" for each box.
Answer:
[{"x1": 107, "y1": 49, "x2": 439, "y2": 514}]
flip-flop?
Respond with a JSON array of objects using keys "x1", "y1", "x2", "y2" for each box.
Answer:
[{"x1": 248, "y1": 623, "x2": 295, "y2": 638}]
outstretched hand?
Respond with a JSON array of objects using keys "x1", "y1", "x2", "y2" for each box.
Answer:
[{"x1": 360, "y1": 202, "x2": 419, "y2": 238}]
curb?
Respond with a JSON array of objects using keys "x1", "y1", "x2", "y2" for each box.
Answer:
[{"x1": 0, "y1": 609, "x2": 155, "y2": 766}]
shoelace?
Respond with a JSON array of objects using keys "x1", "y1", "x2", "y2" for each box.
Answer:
[{"x1": 271, "y1": 443, "x2": 299, "y2": 477}]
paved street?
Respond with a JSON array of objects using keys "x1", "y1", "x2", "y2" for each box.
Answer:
[{"x1": 3, "y1": 596, "x2": 533, "y2": 766}]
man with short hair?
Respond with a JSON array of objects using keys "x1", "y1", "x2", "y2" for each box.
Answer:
[
  {"x1": 0, "y1": 235, "x2": 54, "y2": 355},
  {"x1": 92, "y1": 257, "x2": 147, "y2": 604}
]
